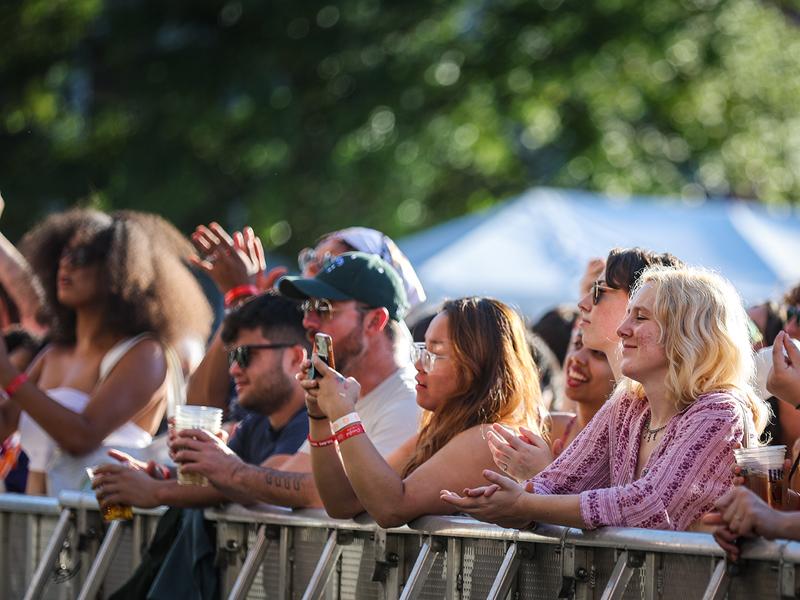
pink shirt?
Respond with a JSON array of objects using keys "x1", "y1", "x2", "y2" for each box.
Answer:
[{"x1": 532, "y1": 390, "x2": 746, "y2": 530}]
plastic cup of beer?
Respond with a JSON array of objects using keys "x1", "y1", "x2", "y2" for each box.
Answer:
[
  {"x1": 174, "y1": 405, "x2": 223, "y2": 486},
  {"x1": 733, "y1": 445, "x2": 787, "y2": 509},
  {"x1": 85, "y1": 466, "x2": 134, "y2": 522}
]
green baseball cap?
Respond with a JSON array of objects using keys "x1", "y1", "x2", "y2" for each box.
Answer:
[{"x1": 277, "y1": 251, "x2": 409, "y2": 321}]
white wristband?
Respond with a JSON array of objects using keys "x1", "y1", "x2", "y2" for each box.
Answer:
[{"x1": 331, "y1": 412, "x2": 361, "y2": 434}]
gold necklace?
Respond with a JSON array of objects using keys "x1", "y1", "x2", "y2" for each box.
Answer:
[{"x1": 643, "y1": 415, "x2": 668, "y2": 443}]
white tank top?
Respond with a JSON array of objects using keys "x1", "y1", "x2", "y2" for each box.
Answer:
[{"x1": 18, "y1": 334, "x2": 156, "y2": 473}]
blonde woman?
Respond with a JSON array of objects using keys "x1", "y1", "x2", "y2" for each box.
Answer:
[
  {"x1": 443, "y1": 267, "x2": 769, "y2": 532},
  {"x1": 301, "y1": 297, "x2": 545, "y2": 528}
]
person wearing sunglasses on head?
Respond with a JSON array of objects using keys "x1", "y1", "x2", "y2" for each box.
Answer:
[
  {"x1": 299, "y1": 296, "x2": 546, "y2": 528},
  {"x1": 175, "y1": 252, "x2": 421, "y2": 509},
  {"x1": 297, "y1": 226, "x2": 426, "y2": 310},
  {"x1": 576, "y1": 248, "x2": 684, "y2": 382}
]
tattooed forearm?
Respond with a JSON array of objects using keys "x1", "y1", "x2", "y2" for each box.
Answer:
[{"x1": 264, "y1": 469, "x2": 306, "y2": 493}]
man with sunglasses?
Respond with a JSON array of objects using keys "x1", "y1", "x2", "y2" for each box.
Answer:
[
  {"x1": 91, "y1": 294, "x2": 310, "y2": 509},
  {"x1": 171, "y1": 251, "x2": 420, "y2": 509},
  {"x1": 89, "y1": 294, "x2": 310, "y2": 597}
]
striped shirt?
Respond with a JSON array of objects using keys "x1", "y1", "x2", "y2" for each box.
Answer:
[{"x1": 532, "y1": 390, "x2": 745, "y2": 530}]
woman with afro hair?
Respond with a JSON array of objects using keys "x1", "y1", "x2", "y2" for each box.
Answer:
[{"x1": 0, "y1": 208, "x2": 211, "y2": 494}]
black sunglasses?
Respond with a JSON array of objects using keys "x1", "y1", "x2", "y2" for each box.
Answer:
[
  {"x1": 60, "y1": 244, "x2": 100, "y2": 268},
  {"x1": 227, "y1": 344, "x2": 293, "y2": 369},
  {"x1": 591, "y1": 280, "x2": 614, "y2": 305},
  {"x1": 788, "y1": 306, "x2": 800, "y2": 326}
]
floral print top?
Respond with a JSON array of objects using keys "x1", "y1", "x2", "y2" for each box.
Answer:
[{"x1": 531, "y1": 390, "x2": 746, "y2": 530}]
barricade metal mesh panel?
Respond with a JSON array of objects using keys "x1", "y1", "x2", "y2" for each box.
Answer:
[
  {"x1": 249, "y1": 534, "x2": 278, "y2": 600},
  {"x1": 36, "y1": 513, "x2": 76, "y2": 600},
  {"x1": 657, "y1": 554, "x2": 714, "y2": 600},
  {"x1": 518, "y1": 543, "x2": 563, "y2": 599},
  {"x1": 291, "y1": 527, "x2": 329, "y2": 599},
  {"x1": 339, "y1": 535, "x2": 381, "y2": 600},
  {"x1": 461, "y1": 538, "x2": 506, "y2": 599},
  {"x1": 417, "y1": 551, "x2": 447, "y2": 600},
  {"x1": 727, "y1": 559, "x2": 782, "y2": 600},
  {"x1": 100, "y1": 522, "x2": 137, "y2": 598}
]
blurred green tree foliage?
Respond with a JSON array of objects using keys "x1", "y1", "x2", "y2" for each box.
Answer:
[{"x1": 1, "y1": 0, "x2": 799, "y2": 249}]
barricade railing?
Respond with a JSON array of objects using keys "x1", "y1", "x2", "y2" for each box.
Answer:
[
  {"x1": 0, "y1": 492, "x2": 166, "y2": 600},
  {"x1": 5, "y1": 491, "x2": 800, "y2": 599}
]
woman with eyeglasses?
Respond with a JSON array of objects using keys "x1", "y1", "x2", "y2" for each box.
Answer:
[
  {"x1": 442, "y1": 266, "x2": 770, "y2": 532},
  {"x1": 299, "y1": 296, "x2": 546, "y2": 527},
  {"x1": 0, "y1": 208, "x2": 212, "y2": 494}
]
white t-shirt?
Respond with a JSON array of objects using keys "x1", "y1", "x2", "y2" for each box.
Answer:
[{"x1": 299, "y1": 366, "x2": 421, "y2": 456}]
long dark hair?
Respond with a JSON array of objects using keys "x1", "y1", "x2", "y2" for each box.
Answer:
[{"x1": 402, "y1": 297, "x2": 544, "y2": 476}]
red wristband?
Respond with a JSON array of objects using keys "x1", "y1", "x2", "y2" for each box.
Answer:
[
  {"x1": 335, "y1": 422, "x2": 365, "y2": 444},
  {"x1": 307, "y1": 433, "x2": 336, "y2": 448},
  {"x1": 3, "y1": 373, "x2": 28, "y2": 399},
  {"x1": 224, "y1": 285, "x2": 259, "y2": 309}
]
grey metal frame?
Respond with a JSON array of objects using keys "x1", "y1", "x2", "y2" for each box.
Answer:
[{"x1": 7, "y1": 492, "x2": 800, "y2": 599}]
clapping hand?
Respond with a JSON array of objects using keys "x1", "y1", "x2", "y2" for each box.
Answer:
[
  {"x1": 486, "y1": 424, "x2": 553, "y2": 481},
  {"x1": 191, "y1": 223, "x2": 287, "y2": 294}
]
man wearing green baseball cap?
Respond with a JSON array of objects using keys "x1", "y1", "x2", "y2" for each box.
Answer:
[{"x1": 181, "y1": 252, "x2": 421, "y2": 510}]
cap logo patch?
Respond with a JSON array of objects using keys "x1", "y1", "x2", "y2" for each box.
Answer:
[{"x1": 324, "y1": 256, "x2": 346, "y2": 273}]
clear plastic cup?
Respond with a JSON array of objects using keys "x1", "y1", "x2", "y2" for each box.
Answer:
[
  {"x1": 174, "y1": 405, "x2": 223, "y2": 486},
  {"x1": 734, "y1": 445, "x2": 787, "y2": 508},
  {"x1": 86, "y1": 466, "x2": 134, "y2": 522}
]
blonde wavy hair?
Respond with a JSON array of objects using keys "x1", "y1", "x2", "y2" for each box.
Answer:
[
  {"x1": 625, "y1": 266, "x2": 769, "y2": 434},
  {"x1": 402, "y1": 297, "x2": 545, "y2": 476}
]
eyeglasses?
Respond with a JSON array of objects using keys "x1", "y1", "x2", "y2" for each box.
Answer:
[
  {"x1": 299, "y1": 298, "x2": 340, "y2": 320},
  {"x1": 591, "y1": 280, "x2": 614, "y2": 305},
  {"x1": 411, "y1": 342, "x2": 447, "y2": 373},
  {"x1": 788, "y1": 306, "x2": 800, "y2": 326},
  {"x1": 297, "y1": 248, "x2": 334, "y2": 273},
  {"x1": 227, "y1": 344, "x2": 292, "y2": 369},
  {"x1": 60, "y1": 245, "x2": 98, "y2": 268}
]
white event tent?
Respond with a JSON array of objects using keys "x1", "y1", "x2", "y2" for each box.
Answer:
[{"x1": 398, "y1": 187, "x2": 800, "y2": 321}]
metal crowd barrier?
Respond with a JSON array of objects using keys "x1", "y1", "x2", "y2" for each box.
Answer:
[{"x1": 4, "y1": 491, "x2": 800, "y2": 599}]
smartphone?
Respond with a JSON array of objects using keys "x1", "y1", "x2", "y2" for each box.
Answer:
[{"x1": 310, "y1": 333, "x2": 335, "y2": 379}]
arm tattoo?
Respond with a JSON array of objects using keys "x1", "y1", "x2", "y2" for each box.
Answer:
[{"x1": 264, "y1": 469, "x2": 305, "y2": 492}]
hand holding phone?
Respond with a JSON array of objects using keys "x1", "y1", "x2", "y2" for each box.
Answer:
[{"x1": 310, "y1": 333, "x2": 335, "y2": 379}]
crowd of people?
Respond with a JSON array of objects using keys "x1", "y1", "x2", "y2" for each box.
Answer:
[{"x1": 2, "y1": 197, "x2": 800, "y2": 594}]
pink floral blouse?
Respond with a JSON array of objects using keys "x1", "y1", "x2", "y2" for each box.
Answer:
[{"x1": 531, "y1": 390, "x2": 746, "y2": 530}]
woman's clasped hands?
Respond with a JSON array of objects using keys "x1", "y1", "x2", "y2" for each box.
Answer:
[{"x1": 439, "y1": 468, "x2": 534, "y2": 529}]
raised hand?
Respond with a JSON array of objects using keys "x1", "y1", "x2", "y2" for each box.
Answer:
[
  {"x1": 768, "y1": 331, "x2": 800, "y2": 408},
  {"x1": 190, "y1": 222, "x2": 268, "y2": 294}
]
